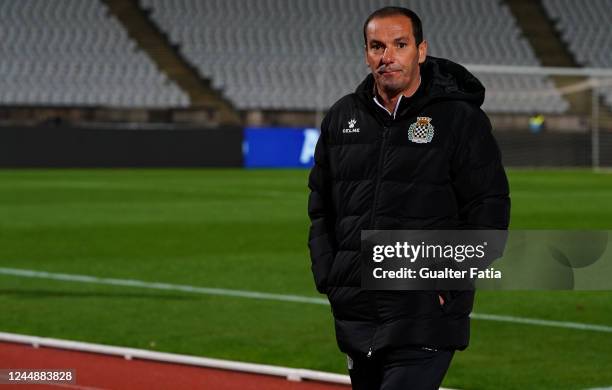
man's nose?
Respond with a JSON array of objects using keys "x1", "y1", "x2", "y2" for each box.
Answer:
[{"x1": 382, "y1": 47, "x2": 394, "y2": 63}]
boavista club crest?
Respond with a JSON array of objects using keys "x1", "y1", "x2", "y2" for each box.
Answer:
[{"x1": 408, "y1": 117, "x2": 434, "y2": 144}]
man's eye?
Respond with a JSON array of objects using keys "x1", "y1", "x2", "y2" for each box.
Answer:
[{"x1": 397, "y1": 42, "x2": 407, "y2": 49}]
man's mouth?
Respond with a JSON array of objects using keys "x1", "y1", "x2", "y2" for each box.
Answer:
[{"x1": 378, "y1": 69, "x2": 400, "y2": 75}]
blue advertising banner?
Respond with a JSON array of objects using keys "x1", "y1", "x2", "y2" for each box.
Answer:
[{"x1": 243, "y1": 127, "x2": 320, "y2": 168}]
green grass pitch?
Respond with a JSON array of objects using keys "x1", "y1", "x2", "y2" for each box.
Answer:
[{"x1": 0, "y1": 168, "x2": 611, "y2": 390}]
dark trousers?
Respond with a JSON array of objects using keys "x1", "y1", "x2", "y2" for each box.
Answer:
[{"x1": 347, "y1": 347, "x2": 455, "y2": 390}]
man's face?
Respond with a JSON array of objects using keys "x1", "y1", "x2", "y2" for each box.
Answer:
[{"x1": 365, "y1": 15, "x2": 427, "y2": 96}]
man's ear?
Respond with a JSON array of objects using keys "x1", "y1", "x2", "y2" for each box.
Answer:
[{"x1": 418, "y1": 40, "x2": 428, "y2": 64}]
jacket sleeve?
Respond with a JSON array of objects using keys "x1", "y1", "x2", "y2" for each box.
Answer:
[
  {"x1": 450, "y1": 109, "x2": 510, "y2": 229},
  {"x1": 307, "y1": 114, "x2": 337, "y2": 294}
]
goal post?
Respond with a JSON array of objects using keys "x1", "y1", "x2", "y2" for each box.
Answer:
[{"x1": 464, "y1": 64, "x2": 612, "y2": 171}]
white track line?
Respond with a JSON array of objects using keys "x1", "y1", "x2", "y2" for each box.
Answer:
[
  {"x1": 1, "y1": 267, "x2": 612, "y2": 333},
  {"x1": 0, "y1": 331, "x2": 352, "y2": 386},
  {"x1": 50, "y1": 384, "x2": 108, "y2": 390},
  {"x1": 0, "y1": 333, "x2": 461, "y2": 390}
]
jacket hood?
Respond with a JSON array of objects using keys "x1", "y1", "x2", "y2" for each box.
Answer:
[{"x1": 355, "y1": 56, "x2": 485, "y2": 112}]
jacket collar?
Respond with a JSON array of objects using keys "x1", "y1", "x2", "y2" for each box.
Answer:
[{"x1": 355, "y1": 56, "x2": 485, "y2": 120}]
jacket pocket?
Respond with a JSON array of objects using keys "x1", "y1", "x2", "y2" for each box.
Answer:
[
  {"x1": 436, "y1": 290, "x2": 453, "y2": 312},
  {"x1": 439, "y1": 291, "x2": 475, "y2": 315}
]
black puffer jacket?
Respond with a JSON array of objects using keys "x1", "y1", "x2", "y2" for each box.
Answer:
[{"x1": 307, "y1": 56, "x2": 510, "y2": 356}]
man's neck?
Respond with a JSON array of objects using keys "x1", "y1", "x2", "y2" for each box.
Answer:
[{"x1": 375, "y1": 76, "x2": 422, "y2": 113}]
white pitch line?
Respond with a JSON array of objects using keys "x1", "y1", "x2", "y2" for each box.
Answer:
[
  {"x1": 470, "y1": 313, "x2": 612, "y2": 333},
  {"x1": 1, "y1": 267, "x2": 612, "y2": 333},
  {"x1": 584, "y1": 388, "x2": 612, "y2": 390},
  {"x1": 0, "y1": 267, "x2": 328, "y2": 305}
]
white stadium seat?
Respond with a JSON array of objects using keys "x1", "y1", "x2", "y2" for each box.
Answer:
[
  {"x1": 0, "y1": 0, "x2": 190, "y2": 108},
  {"x1": 141, "y1": 0, "x2": 569, "y2": 113},
  {"x1": 542, "y1": 0, "x2": 612, "y2": 111}
]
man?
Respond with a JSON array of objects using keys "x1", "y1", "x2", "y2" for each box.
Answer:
[{"x1": 307, "y1": 6, "x2": 510, "y2": 390}]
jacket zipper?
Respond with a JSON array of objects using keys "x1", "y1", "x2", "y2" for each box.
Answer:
[
  {"x1": 366, "y1": 125, "x2": 389, "y2": 360},
  {"x1": 369, "y1": 126, "x2": 390, "y2": 229}
]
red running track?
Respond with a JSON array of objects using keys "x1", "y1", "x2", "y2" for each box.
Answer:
[{"x1": 0, "y1": 342, "x2": 350, "y2": 390}]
